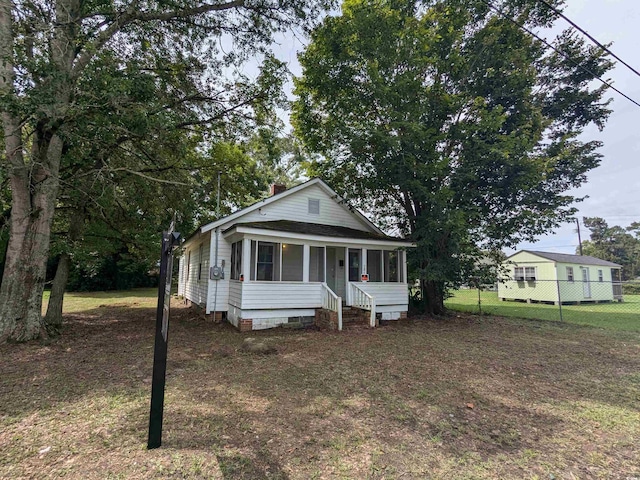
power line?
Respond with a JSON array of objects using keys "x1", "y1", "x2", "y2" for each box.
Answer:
[
  {"x1": 534, "y1": 0, "x2": 640, "y2": 80},
  {"x1": 477, "y1": 0, "x2": 640, "y2": 109}
]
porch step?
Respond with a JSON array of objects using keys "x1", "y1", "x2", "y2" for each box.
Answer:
[{"x1": 341, "y1": 307, "x2": 370, "y2": 326}]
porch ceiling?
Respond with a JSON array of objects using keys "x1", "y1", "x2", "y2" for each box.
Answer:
[{"x1": 223, "y1": 220, "x2": 413, "y2": 245}]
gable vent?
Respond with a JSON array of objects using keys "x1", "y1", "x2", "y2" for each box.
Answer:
[{"x1": 308, "y1": 198, "x2": 320, "y2": 215}]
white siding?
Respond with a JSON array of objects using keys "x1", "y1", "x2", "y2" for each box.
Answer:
[
  {"x1": 229, "y1": 280, "x2": 242, "y2": 307},
  {"x1": 226, "y1": 184, "x2": 372, "y2": 232},
  {"x1": 206, "y1": 230, "x2": 232, "y2": 313},
  {"x1": 237, "y1": 282, "x2": 323, "y2": 310},
  {"x1": 351, "y1": 282, "x2": 409, "y2": 306},
  {"x1": 183, "y1": 234, "x2": 210, "y2": 307}
]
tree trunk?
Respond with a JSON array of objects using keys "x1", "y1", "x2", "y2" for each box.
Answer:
[
  {"x1": 421, "y1": 279, "x2": 446, "y2": 316},
  {"x1": 43, "y1": 209, "x2": 85, "y2": 333},
  {"x1": 44, "y1": 253, "x2": 70, "y2": 334},
  {"x1": 0, "y1": 134, "x2": 63, "y2": 342}
]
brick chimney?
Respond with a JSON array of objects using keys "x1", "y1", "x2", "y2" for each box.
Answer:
[{"x1": 270, "y1": 184, "x2": 287, "y2": 196}]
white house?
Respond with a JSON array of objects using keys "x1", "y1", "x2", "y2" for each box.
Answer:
[
  {"x1": 177, "y1": 178, "x2": 414, "y2": 331},
  {"x1": 498, "y1": 250, "x2": 623, "y2": 304}
]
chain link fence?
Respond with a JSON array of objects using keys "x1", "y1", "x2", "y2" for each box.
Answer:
[{"x1": 445, "y1": 280, "x2": 640, "y2": 330}]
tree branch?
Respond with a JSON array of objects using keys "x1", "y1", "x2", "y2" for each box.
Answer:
[{"x1": 72, "y1": 0, "x2": 245, "y2": 79}]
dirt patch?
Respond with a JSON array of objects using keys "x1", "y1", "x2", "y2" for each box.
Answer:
[{"x1": 1, "y1": 301, "x2": 639, "y2": 479}]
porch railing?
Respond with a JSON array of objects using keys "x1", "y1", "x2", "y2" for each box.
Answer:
[
  {"x1": 349, "y1": 283, "x2": 376, "y2": 327},
  {"x1": 321, "y1": 283, "x2": 342, "y2": 331}
]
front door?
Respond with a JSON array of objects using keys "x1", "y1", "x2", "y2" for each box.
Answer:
[
  {"x1": 348, "y1": 249, "x2": 361, "y2": 282},
  {"x1": 582, "y1": 268, "x2": 591, "y2": 298}
]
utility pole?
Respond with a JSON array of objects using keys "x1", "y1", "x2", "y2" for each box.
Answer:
[{"x1": 576, "y1": 218, "x2": 583, "y2": 255}]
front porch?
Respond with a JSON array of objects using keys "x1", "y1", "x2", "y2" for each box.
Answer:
[{"x1": 223, "y1": 224, "x2": 412, "y2": 331}]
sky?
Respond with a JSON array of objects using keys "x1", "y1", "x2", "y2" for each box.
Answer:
[{"x1": 262, "y1": 0, "x2": 640, "y2": 254}]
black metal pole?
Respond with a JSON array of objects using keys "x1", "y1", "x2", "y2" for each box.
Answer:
[
  {"x1": 148, "y1": 231, "x2": 175, "y2": 449},
  {"x1": 576, "y1": 219, "x2": 583, "y2": 256}
]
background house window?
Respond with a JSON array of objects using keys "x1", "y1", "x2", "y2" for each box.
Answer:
[
  {"x1": 525, "y1": 267, "x2": 536, "y2": 281},
  {"x1": 310, "y1": 246, "x2": 325, "y2": 282},
  {"x1": 368, "y1": 250, "x2": 382, "y2": 282},
  {"x1": 514, "y1": 267, "x2": 525, "y2": 280},
  {"x1": 281, "y1": 243, "x2": 303, "y2": 281},
  {"x1": 384, "y1": 251, "x2": 399, "y2": 282},
  {"x1": 566, "y1": 266, "x2": 574, "y2": 282},
  {"x1": 308, "y1": 198, "x2": 320, "y2": 215},
  {"x1": 231, "y1": 241, "x2": 242, "y2": 280},
  {"x1": 598, "y1": 269, "x2": 603, "y2": 282}
]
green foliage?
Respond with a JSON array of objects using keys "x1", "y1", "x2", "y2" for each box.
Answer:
[
  {"x1": 293, "y1": 0, "x2": 613, "y2": 312},
  {"x1": 581, "y1": 217, "x2": 640, "y2": 280}
]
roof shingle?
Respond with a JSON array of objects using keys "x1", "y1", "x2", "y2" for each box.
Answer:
[{"x1": 521, "y1": 250, "x2": 622, "y2": 267}]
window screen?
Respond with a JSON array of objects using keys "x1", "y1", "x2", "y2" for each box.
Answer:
[
  {"x1": 231, "y1": 241, "x2": 242, "y2": 280},
  {"x1": 310, "y1": 247, "x2": 325, "y2": 282},
  {"x1": 384, "y1": 251, "x2": 399, "y2": 282},
  {"x1": 368, "y1": 250, "x2": 382, "y2": 282},
  {"x1": 281, "y1": 244, "x2": 303, "y2": 281}
]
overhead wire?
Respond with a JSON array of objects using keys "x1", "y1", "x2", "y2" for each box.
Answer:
[
  {"x1": 477, "y1": 0, "x2": 640, "y2": 109},
  {"x1": 534, "y1": 0, "x2": 640, "y2": 80}
]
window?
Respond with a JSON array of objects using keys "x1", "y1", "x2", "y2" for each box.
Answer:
[
  {"x1": 514, "y1": 267, "x2": 525, "y2": 281},
  {"x1": 251, "y1": 241, "x2": 281, "y2": 281},
  {"x1": 231, "y1": 241, "x2": 242, "y2": 280},
  {"x1": 384, "y1": 251, "x2": 399, "y2": 282},
  {"x1": 368, "y1": 250, "x2": 382, "y2": 282},
  {"x1": 308, "y1": 198, "x2": 320, "y2": 215},
  {"x1": 281, "y1": 243, "x2": 303, "y2": 281},
  {"x1": 348, "y1": 249, "x2": 361, "y2": 282},
  {"x1": 197, "y1": 244, "x2": 203, "y2": 281},
  {"x1": 257, "y1": 242, "x2": 275, "y2": 281},
  {"x1": 525, "y1": 267, "x2": 536, "y2": 281},
  {"x1": 566, "y1": 266, "x2": 574, "y2": 282},
  {"x1": 598, "y1": 269, "x2": 603, "y2": 282},
  {"x1": 310, "y1": 246, "x2": 325, "y2": 282}
]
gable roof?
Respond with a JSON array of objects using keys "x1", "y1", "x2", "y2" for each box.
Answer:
[
  {"x1": 223, "y1": 220, "x2": 411, "y2": 243},
  {"x1": 510, "y1": 250, "x2": 622, "y2": 267},
  {"x1": 200, "y1": 178, "x2": 383, "y2": 235}
]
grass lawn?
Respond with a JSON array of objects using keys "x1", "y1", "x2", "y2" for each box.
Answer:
[
  {"x1": 446, "y1": 289, "x2": 640, "y2": 332},
  {"x1": 2, "y1": 291, "x2": 639, "y2": 479},
  {"x1": 42, "y1": 288, "x2": 158, "y2": 313}
]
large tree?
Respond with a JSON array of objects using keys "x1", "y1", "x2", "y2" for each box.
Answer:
[
  {"x1": 581, "y1": 217, "x2": 640, "y2": 280},
  {"x1": 293, "y1": 0, "x2": 613, "y2": 314},
  {"x1": 0, "y1": 0, "x2": 328, "y2": 342}
]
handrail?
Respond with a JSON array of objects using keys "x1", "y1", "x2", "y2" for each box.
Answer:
[
  {"x1": 321, "y1": 283, "x2": 342, "y2": 331},
  {"x1": 349, "y1": 283, "x2": 376, "y2": 327}
]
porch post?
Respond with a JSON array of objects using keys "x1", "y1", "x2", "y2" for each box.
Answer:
[
  {"x1": 242, "y1": 238, "x2": 251, "y2": 281},
  {"x1": 362, "y1": 248, "x2": 367, "y2": 280},
  {"x1": 345, "y1": 247, "x2": 350, "y2": 305},
  {"x1": 402, "y1": 250, "x2": 408, "y2": 284},
  {"x1": 303, "y1": 244, "x2": 310, "y2": 282}
]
